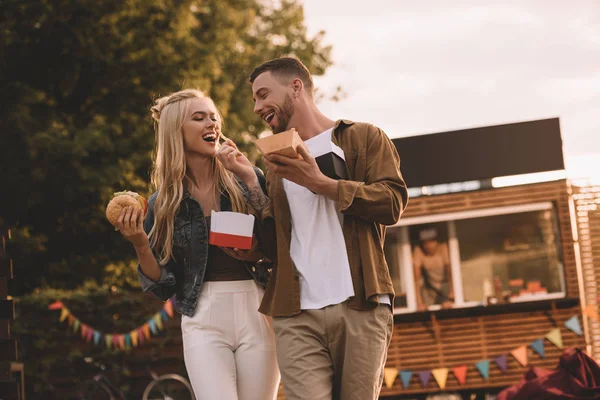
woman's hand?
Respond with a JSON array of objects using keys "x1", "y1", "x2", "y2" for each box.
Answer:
[
  {"x1": 116, "y1": 206, "x2": 150, "y2": 250},
  {"x1": 220, "y1": 235, "x2": 263, "y2": 262},
  {"x1": 216, "y1": 139, "x2": 256, "y2": 184}
]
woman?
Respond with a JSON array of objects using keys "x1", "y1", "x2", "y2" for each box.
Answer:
[
  {"x1": 413, "y1": 228, "x2": 454, "y2": 310},
  {"x1": 115, "y1": 89, "x2": 280, "y2": 400}
]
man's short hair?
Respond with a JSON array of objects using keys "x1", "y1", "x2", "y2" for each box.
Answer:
[{"x1": 249, "y1": 57, "x2": 314, "y2": 94}]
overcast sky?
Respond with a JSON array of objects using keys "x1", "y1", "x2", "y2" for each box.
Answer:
[{"x1": 302, "y1": 0, "x2": 600, "y2": 181}]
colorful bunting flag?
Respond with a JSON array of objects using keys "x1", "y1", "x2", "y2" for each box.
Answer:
[
  {"x1": 49, "y1": 299, "x2": 175, "y2": 351},
  {"x1": 475, "y1": 360, "x2": 490, "y2": 379},
  {"x1": 530, "y1": 339, "x2": 545, "y2": 358},
  {"x1": 584, "y1": 304, "x2": 599, "y2": 322},
  {"x1": 130, "y1": 330, "x2": 139, "y2": 347},
  {"x1": 511, "y1": 345, "x2": 528, "y2": 367},
  {"x1": 148, "y1": 319, "x2": 158, "y2": 335},
  {"x1": 383, "y1": 368, "x2": 398, "y2": 389},
  {"x1": 565, "y1": 316, "x2": 582, "y2": 336},
  {"x1": 73, "y1": 319, "x2": 80, "y2": 333},
  {"x1": 86, "y1": 328, "x2": 94, "y2": 343},
  {"x1": 418, "y1": 371, "x2": 431, "y2": 388},
  {"x1": 400, "y1": 371, "x2": 413, "y2": 388},
  {"x1": 142, "y1": 324, "x2": 151, "y2": 340},
  {"x1": 546, "y1": 328, "x2": 563, "y2": 349},
  {"x1": 93, "y1": 331, "x2": 101, "y2": 345},
  {"x1": 160, "y1": 309, "x2": 169, "y2": 322},
  {"x1": 164, "y1": 300, "x2": 174, "y2": 318},
  {"x1": 125, "y1": 334, "x2": 131, "y2": 350},
  {"x1": 153, "y1": 314, "x2": 163, "y2": 330},
  {"x1": 60, "y1": 308, "x2": 70, "y2": 322},
  {"x1": 494, "y1": 355, "x2": 507, "y2": 373},
  {"x1": 432, "y1": 368, "x2": 448, "y2": 389},
  {"x1": 80, "y1": 324, "x2": 88, "y2": 339},
  {"x1": 48, "y1": 301, "x2": 64, "y2": 310},
  {"x1": 452, "y1": 365, "x2": 467, "y2": 385}
]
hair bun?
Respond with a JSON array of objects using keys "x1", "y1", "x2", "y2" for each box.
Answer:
[{"x1": 151, "y1": 96, "x2": 170, "y2": 122}]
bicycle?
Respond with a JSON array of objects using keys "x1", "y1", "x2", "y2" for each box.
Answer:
[{"x1": 78, "y1": 357, "x2": 196, "y2": 400}]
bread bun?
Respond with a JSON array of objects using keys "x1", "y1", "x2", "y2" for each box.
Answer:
[{"x1": 106, "y1": 191, "x2": 148, "y2": 227}]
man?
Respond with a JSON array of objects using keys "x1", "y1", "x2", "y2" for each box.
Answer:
[{"x1": 245, "y1": 57, "x2": 408, "y2": 400}]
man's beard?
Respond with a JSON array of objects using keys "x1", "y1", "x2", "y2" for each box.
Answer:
[{"x1": 273, "y1": 94, "x2": 294, "y2": 134}]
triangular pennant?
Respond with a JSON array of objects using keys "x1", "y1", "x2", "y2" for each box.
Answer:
[
  {"x1": 400, "y1": 371, "x2": 413, "y2": 388},
  {"x1": 93, "y1": 331, "x2": 101, "y2": 345},
  {"x1": 432, "y1": 368, "x2": 448, "y2": 389},
  {"x1": 511, "y1": 345, "x2": 528, "y2": 367},
  {"x1": 154, "y1": 314, "x2": 163, "y2": 330},
  {"x1": 138, "y1": 327, "x2": 146, "y2": 343},
  {"x1": 118, "y1": 335, "x2": 125, "y2": 350},
  {"x1": 530, "y1": 339, "x2": 545, "y2": 358},
  {"x1": 160, "y1": 309, "x2": 168, "y2": 322},
  {"x1": 48, "y1": 301, "x2": 64, "y2": 310},
  {"x1": 584, "y1": 304, "x2": 598, "y2": 322},
  {"x1": 453, "y1": 365, "x2": 467, "y2": 385},
  {"x1": 130, "y1": 330, "x2": 139, "y2": 347},
  {"x1": 494, "y1": 354, "x2": 508, "y2": 373},
  {"x1": 383, "y1": 368, "x2": 398, "y2": 389},
  {"x1": 105, "y1": 334, "x2": 112, "y2": 349},
  {"x1": 125, "y1": 334, "x2": 131, "y2": 350},
  {"x1": 546, "y1": 328, "x2": 563, "y2": 349},
  {"x1": 86, "y1": 328, "x2": 94, "y2": 343},
  {"x1": 148, "y1": 319, "x2": 158, "y2": 335},
  {"x1": 565, "y1": 316, "x2": 583, "y2": 336},
  {"x1": 418, "y1": 371, "x2": 431, "y2": 388},
  {"x1": 67, "y1": 315, "x2": 74, "y2": 326},
  {"x1": 72, "y1": 319, "x2": 80, "y2": 333},
  {"x1": 80, "y1": 324, "x2": 88, "y2": 339},
  {"x1": 112, "y1": 335, "x2": 120, "y2": 349},
  {"x1": 59, "y1": 308, "x2": 70, "y2": 322},
  {"x1": 475, "y1": 360, "x2": 490, "y2": 379},
  {"x1": 164, "y1": 300, "x2": 174, "y2": 318}
]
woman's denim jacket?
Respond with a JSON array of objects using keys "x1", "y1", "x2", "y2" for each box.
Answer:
[{"x1": 137, "y1": 167, "x2": 271, "y2": 317}]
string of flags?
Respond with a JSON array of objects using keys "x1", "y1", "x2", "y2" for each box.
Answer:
[
  {"x1": 383, "y1": 305, "x2": 599, "y2": 391},
  {"x1": 48, "y1": 298, "x2": 176, "y2": 351}
]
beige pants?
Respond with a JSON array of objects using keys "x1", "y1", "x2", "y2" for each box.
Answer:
[
  {"x1": 181, "y1": 280, "x2": 280, "y2": 400},
  {"x1": 273, "y1": 302, "x2": 393, "y2": 400}
]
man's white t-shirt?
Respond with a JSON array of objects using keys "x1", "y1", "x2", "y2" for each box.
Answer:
[{"x1": 283, "y1": 127, "x2": 390, "y2": 310}]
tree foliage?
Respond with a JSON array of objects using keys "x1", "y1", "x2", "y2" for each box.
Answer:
[{"x1": 0, "y1": 0, "x2": 332, "y2": 293}]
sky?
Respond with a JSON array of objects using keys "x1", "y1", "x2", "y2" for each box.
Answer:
[{"x1": 301, "y1": 0, "x2": 600, "y2": 182}]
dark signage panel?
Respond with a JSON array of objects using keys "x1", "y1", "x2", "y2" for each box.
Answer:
[{"x1": 393, "y1": 118, "x2": 564, "y2": 188}]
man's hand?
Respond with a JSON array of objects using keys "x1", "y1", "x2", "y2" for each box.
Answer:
[
  {"x1": 264, "y1": 143, "x2": 338, "y2": 200},
  {"x1": 220, "y1": 235, "x2": 263, "y2": 262}
]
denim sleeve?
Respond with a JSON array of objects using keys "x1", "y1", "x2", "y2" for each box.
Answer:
[{"x1": 136, "y1": 194, "x2": 177, "y2": 302}]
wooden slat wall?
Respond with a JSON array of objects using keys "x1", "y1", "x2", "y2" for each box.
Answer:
[
  {"x1": 0, "y1": 222, "x2": 23, "y2": 400},
  {"x1": 380, "y1": 180, "x2": 586, "y2": 397},
  {"x1": 573, "y1": 185, "x2": 600, "y2": 360}
]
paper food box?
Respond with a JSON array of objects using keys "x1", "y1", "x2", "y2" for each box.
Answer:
[
  {"x1": 254, "y1": 128, "x2": 302, "y2": 158},
  {"x1": 208, "y1": 211, "x2": 255, "y2": 250},
  {"x1": 311, "y1": 139, "x2": 348, "y2": 181}
]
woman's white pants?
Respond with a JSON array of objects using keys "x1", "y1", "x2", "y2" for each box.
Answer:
[{"x1": 181, "y1": 280, "x2": 280, "y2": 400}]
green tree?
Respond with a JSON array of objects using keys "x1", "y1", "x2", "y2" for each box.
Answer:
[{"x1": 0, "y1": 0, "x2": 332, "y2": 294}]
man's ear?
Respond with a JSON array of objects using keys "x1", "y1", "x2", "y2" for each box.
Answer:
[{"x1": 291, "y1": 78, "x2": 304, "y2": 95}]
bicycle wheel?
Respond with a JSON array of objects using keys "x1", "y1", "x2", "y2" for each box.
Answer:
[
  {"x1": 142, "y1": 374, "x2": 196, "y2": 400},
  {"x1": 78, "y1": 379, "x2": 117, "y2": 400}
]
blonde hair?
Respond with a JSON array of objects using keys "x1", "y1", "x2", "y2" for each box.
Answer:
[{"x1": 149, "y1": 89, "x2": 247, "y2": 265}]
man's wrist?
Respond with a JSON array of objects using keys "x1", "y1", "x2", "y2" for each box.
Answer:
[{"x1": 311, "y1": 175, "x2": 339, "y2": 199}]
